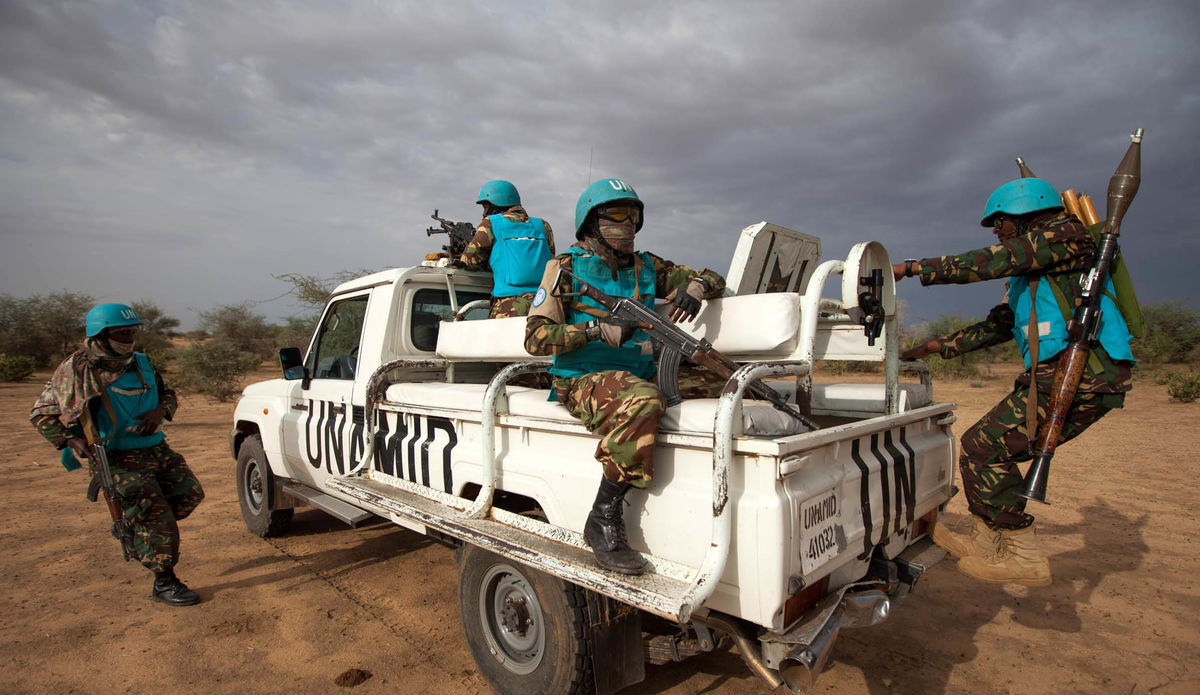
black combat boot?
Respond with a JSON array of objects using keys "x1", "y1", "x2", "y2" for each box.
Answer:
[
  {"x1": 583, "y1": 477, "x2": 647, "y2": 575},
  {"x1": 151, "y1": 568, "x2": 200, "y2": 606}
]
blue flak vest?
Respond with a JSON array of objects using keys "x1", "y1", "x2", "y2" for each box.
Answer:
[
  {"x1": 547, "y1": 248, "x2": 658, "y2": 381},
  {"x1": 97, "y1": 352, "x2": 166, "y2": 451},
  {"x1": 1007, "y1": 274, "x2": 1135, "y2": 370},
  {"x1": 489, "y1": 215, "x2": 553, "y2": 297}
]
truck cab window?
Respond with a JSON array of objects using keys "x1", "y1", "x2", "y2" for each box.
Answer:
[
  {"x1": 309, "y1": 296, "x2": 368, "y2": 379},
  {"x1": 410, "y1": 287, "x2": 489, "y2": 351}
]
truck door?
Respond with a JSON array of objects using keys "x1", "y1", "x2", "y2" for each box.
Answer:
[{"x1": 281, "y1": 292, "x2": 370, "y2": 487}]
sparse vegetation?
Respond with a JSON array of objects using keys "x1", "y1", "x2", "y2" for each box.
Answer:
[
  {"x1": 0, "y1": 353, "x2": 35, "y2": 382},
  {"x1": 1156, "y1": 369, "x2": 1200, "y2": 403},
  {"x1": 1133, "y1": 301, "x2": 1200, "y2": 365},
  {"x1": 172, "y1": 339, "x2": 263, "y2": 401},
  {"x1": 198, "y1": 304, "x2": 278, "y2": 360},
  {"x1": 272, "y1": 269, "x2": 374, "y2": 350},
  {"x1": 0, "y1": 292, "x2": 94, "y2": 366}
]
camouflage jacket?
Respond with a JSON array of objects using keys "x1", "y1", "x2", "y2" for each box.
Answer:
[
  {"x1": 459, "y1": 205, "x2": 556, "y2": 271},
  {"x1": 913, "y1": 212, "x2": 1130, "y2": 392},
  {"x1": 30, "y1": 342, "x2": 178, "y2": 449},
  {"x1": 524, "y1": 240, "x2": 726, "y2": 356}
]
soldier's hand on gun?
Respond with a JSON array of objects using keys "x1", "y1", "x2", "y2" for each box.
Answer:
[
  {"x1": 134, "y1": 406, "x2": 167, "y2": 435},
  {"x1": 900, "y1": 340, "x2": 940, "y2": 360},
  {"x1": 892, "y1": 263, "x2": 908, "y2": 282},
  {"x1": 66, "y1": 436, "x2": 90, "y2": 463},
  {"x1": 667, "y1": 279, "x2": 706, "y2": 323},
  {"x1": 585, "y1": 317, "x2": 645, "y2": 347}
]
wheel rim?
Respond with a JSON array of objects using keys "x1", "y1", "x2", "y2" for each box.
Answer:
[
  {"x1": 244, "y1": 458, "x2": 265, "y2": 513},
  {"x1": 478, "y1": 563, "x2": 545, "y2": 675}
]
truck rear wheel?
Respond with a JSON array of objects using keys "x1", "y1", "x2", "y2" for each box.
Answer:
[
  {"x1": 458, "y1": 546, "x2": 593, "y2": 695},
  {"x1": 236, "y1": 434, "x2": 293, "y2": 537}
]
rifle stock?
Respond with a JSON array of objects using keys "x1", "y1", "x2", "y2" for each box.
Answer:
[{"x1": 1019, "y1": 128, "x2": 1142, "y2": 503}]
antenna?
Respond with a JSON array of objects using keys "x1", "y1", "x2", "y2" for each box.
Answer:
[{"x1": 587, "y1": 147, "x2": 593, "y2": 185}]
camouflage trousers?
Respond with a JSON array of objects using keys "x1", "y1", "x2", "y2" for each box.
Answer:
[
  {"x1": 554, "y1": 365, "x2": 725, "y2": 488},
  {"x1": 107, "y1": 442, "x2": 205, "y2": 572},
  {"x1": 960, "y1": 382, "x2": 1124, "y2": 530}
]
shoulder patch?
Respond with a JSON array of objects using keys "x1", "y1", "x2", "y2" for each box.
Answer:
[{"x1": 532, "y1": 287, "x2": 547, "y2": 307}]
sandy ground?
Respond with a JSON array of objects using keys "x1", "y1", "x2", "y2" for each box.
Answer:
[{"x1": 1, "y1": 365, "x2": 1197, "y2": 695}]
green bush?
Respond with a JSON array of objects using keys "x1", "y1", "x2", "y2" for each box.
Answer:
[
  {"x1": 1133, "y1": 301, "x2": 1200, "y2": 364},
  {"x1": 0, "y1": 353, "x2": 35, "y2": 382},
  {"x1": 198, "y1": 304, "x2": 278, "y2": 361},
  {"x1": 923, "y1": 355, "x2": 982, "y2": 380},
  {"x1": 173, "y1": 339, "x2": 262, "y2": 402},
  {"x1": 0, "y1": 292, "x2": 94, "y2": 366},
  {"x1": 1161, "y1": 369, "x2": 1200, "y2": 403},
  {"x1": 825, "y1": 360, "x2": 880, "y2": 376}
]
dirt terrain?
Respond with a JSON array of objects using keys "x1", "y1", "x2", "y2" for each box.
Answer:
[{"x1": 1, "y1": 365, "x2": 1197, "y2": 695}]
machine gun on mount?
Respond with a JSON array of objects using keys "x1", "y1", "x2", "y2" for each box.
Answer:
[
  {"x1": 1018, "y1": 128, "x2": 1144, "y2": 504},
  {"x1": 426, "y1": 209, "x2": 478, "y2": 259},
  {"x1": 553, "y1": 268, "x2": 820, "y2": 431}
]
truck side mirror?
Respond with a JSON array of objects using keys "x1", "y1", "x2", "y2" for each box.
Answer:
[{"x1": 279, "y1": 347, "x2": 309, "y2": 387}]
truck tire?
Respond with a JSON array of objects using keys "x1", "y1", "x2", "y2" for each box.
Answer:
[
  {"x1": 458, "y1": 545, "x2": 594, "y2": 695},
  {"x1": 236, "y1": 434, "x2": 293, "y2": 538}
]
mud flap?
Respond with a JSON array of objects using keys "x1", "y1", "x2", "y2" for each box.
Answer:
[{"x1": 587, "y1": 591, "x2": 644, "y2": 695}]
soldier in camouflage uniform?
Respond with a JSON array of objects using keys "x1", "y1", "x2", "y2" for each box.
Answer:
[
  {"x1": 30, "y1": 303, "x2": 205, "y2": 606},
  {"x1": 894, "y1": 177, "x2": 1134, "y2": 586},
  {"x1": 459, "y1": 179, "x2": 556, "y2": 319},
  {"x1": 525, "y1": 178, "x2": 726, "y2": 574}
]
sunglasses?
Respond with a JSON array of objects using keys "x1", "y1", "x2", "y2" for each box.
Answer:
[{"x1": 598, "y1": 206, "x2": 641, "y2": 225}]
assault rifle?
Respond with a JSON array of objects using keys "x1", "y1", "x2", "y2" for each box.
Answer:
[
  {"x1": 79, "y1": 410, "x2": 136, "y2": 561},
  {"x1": 554, "y1": 268, "x2": 820, "y2": 431},
  {"x1": 1018, "y1": 128, "x2": 1143, "y2": 504},
  {"x1": 426, "y1": 209, "x2": 478, "y2": 258}
]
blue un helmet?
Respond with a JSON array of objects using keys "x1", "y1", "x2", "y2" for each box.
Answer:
[
  {"x1": 85, "y1": 303, "x2": 141, "y2": 337},
  {"x1": 980, "y1": 178, "x2": 1063, "y2": 227},
  {"x1": 574, "y1": 178, "x2": 644, "y2": 239},
  {"x1": 476, "y1": 180, "x2": 521, "y2": 208}
]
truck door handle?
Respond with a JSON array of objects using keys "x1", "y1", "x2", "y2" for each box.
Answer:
[{"x1": 292, "y1": 403, "x2": 309, "y2": 412}]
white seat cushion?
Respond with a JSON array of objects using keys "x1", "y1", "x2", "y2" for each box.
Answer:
[
  {"x1": 436, "y1": 316, "x2": 536, "y2": 361},
  {"x1": 661, "y1": 293, "x2": 800, "y2": 356},
  {"x1": 810, "y1": 382, "x2": 930, "y2": 414},
  {"x1": 434, "y1": 293, "x2": 802, "y2": 362}
]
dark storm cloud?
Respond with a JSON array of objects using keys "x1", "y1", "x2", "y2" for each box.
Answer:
[{"x1": 1, "y1": 0, "x2": 1196, "y2": 327}]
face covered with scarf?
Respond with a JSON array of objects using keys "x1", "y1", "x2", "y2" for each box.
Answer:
[
  {"x1": 103, "y1": 326, "x2": 139, "y2": 356},
  {"x1": 595, "y1": 203, "x2": 641, "y2": 256}
]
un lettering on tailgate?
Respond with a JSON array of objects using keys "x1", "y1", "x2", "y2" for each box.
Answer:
[{"x1": 799, "y1": 487, "x2": 845, "y2": 574}]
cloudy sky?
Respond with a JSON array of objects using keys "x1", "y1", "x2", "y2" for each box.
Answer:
[{"x1": 2, "y1": 0, "x2": 1197, "y2": 329}]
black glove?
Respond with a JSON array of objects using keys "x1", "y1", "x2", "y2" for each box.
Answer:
[
  {"x1": 585, "y1": 317, "x2": 640, "y2": 347},
  {"x1": 667, "y1": 279, "x2": 706, "y2": 322}
]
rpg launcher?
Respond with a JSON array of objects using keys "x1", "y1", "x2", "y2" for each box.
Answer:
[
  {"x1": 553, "y1": 268, "x2": 820, "y2": 432},
  {"x1": 1018, "y1": 128, "x2": 1143, "y2": 504},
  {"x1": 426, "y1": 209, "x2": 477, "y2": 259}
]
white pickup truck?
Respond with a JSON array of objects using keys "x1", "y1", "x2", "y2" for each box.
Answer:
[{"x1": 230, "y1": 222, "x2": 956, "y2": 695}]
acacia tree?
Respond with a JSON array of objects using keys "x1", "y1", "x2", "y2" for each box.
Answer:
[{"x1": 0, "y1": 291, "x2": 94, "y2": 365}]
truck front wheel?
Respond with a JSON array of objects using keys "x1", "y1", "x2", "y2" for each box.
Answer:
[
  {"x1": 458, "y1": 546, "x2": 593, "y2": 695},
  {"x1": 235, "y1": 434, "x2": 293, "y2": 538}
]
